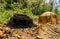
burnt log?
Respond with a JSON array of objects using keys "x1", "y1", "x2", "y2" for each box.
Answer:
[{"x1": 7, "y1": 14, "x2": 33, "y2": 28}]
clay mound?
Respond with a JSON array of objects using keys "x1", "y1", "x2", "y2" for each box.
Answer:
[
  {"x1": 7, "y1": 14, "x2": 33, "y2": 28},
  {"x1": 40, "y1": 12, "x2": 56, "y2": 16},
  {"x1": 38, "y1": 12, "x2": 58, "y2": 24}
]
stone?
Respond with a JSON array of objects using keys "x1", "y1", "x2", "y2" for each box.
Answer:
[{"x1": 0, "y1": 31, "x2": 3, "y2": 36}]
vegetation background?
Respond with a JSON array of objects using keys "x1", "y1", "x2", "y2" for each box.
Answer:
[{"x1": 0, "y1": 0, "x2": 59, "y2": 23}]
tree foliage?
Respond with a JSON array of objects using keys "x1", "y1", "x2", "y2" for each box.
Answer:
[{"x1": 0, "y1": 0, "x2": 59, "y2": 23}]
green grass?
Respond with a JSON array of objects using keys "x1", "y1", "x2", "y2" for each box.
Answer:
[{"x1": 0, "y1": 8, "x2": 38, "y2": 23}]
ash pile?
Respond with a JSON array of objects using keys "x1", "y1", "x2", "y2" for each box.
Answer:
[{"x1": 7, "y1": 14, "x2": 33, "y2": 28}]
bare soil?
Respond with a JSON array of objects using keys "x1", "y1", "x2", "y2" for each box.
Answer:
[{"x1": 0, "y1": 21, "x2": 60, "y2": 39}]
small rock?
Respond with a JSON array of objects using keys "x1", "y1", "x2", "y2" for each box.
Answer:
[
  {"x1": 8, "y1": 37, "x2": 18, "y2": 39},
  {"x1": 3, "y1": 27, "x2": 11, "y2": 31},
  {"x1": 36, "y1": 35, "x2": 42, "y2": 39},
  {"x1": 0, "y1": 31, "x2": 3, "y2": 36},
  {"x1": 21, "y1": 35, "x2": 27, "y2": 39}
]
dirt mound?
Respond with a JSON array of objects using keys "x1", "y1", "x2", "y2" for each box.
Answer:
[{"x1": 38, "y1": 12, "x2": 58, "y2": 24}]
